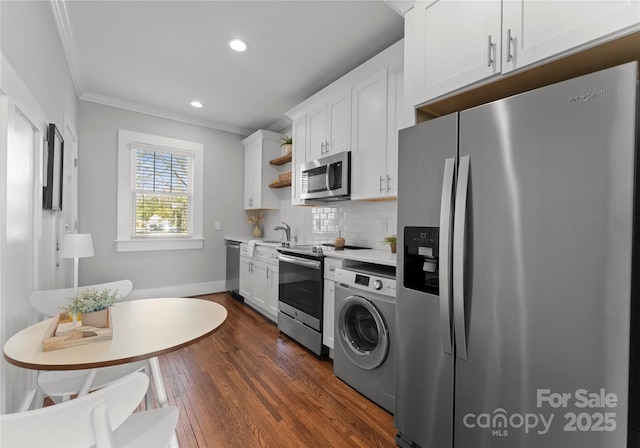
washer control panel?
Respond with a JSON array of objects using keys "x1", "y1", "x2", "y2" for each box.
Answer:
[{"x1": 335, "y1": 265, "x2": 396, "y2": 298}]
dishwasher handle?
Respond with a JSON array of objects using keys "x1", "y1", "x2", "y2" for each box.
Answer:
[{"x1": 226, "y1": 241, "x2": 241, "y2": 249}]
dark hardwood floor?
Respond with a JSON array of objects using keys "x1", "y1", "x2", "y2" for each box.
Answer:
[{"x1": 156, "y1": 292, "x2": 396, "y2": 448}]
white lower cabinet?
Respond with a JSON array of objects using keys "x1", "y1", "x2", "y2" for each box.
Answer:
[
  {"x1": 323, "y1": 257, "x2": 345, "y2": 357},
  {"x1": 323, "y1": 279, "x2": 336, "y2": 354},
  {"x1": 239, "y1": 245, "x2": 279, "y2": 322},
  {"x1": 267, "y1": 249, "x2": 279, "y2": 319}
]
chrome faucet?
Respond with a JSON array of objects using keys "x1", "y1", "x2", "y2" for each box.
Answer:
[{"x1": 274, "y1": 221, "x2": 291, "y2": 246}]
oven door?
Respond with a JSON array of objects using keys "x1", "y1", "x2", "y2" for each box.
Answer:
[{"x1": 277, "y1": 253, "x2": 323, "y2": 331}]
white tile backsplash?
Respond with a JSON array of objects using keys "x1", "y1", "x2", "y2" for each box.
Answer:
[{"x1": 271, "y1": 198, "x2": 397, "y2": 250}]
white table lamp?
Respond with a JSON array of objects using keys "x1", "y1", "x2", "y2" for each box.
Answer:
[{"x1": 58, "y1": 233, "x2": 94, "y2": 293}]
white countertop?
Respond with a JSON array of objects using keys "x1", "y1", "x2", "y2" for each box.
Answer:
[
  {"x1": 324, "y1": 249, "x2": 396, "y2": 267},
  {"x1": 225, "y1": 236, "x2": 280, "y2": 245},
  {"x1": 225, "y1": 236, "x2": 396, "y2": 267}
]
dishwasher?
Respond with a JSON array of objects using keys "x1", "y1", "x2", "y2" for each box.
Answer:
[{"x1": 225, "y1": 240, "x2": 243, "y2": 301}]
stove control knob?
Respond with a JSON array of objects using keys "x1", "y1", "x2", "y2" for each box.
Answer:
[{"x1": 373, "y1": 279, "x2": 383, "y2": 291}]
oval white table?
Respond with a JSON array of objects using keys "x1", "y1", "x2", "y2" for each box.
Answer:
[{"x1": 3, "y1": 298, "x2": 227, "y2": 446}]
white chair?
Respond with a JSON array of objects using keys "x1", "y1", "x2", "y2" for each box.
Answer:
[
  {"x1": 1, "y1": 372, "x2": 179, "y2": 448},
  {"x1": 30, "y1": 280, "x2": 151, "y2": 407}
]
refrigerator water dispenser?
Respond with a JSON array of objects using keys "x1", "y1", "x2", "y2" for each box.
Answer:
[{"x1": 403, "y1": 227, "x2": 439, "y2": 295}]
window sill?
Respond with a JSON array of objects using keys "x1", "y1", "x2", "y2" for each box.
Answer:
[{"x1": 116, "y1": 237, "x2": 204, "y2": 252}]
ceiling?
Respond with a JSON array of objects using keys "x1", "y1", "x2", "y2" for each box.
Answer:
[{"x1": 54, "y1": 1, "x2": 405, "y2": 136}]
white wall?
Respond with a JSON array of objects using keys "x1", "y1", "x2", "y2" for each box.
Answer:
[
  {"x1": 1, "y1": 0, "x2": 78, "y2": 413},
  {"x1": 1, "y1": 1, "x2": 77, "y2": 127},
  {"x1": 77, "y1": 101, "x2": 246, "y2": 297}
]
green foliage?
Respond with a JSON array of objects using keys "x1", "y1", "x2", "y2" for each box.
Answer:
[
  {"x1": 61, "y1": 288, "x2": 123, "y2": 314},
  {"x1": 135, "y1": 194, "x2": 188, "y2": 234},
  {"x1": 280, "y1": 135, "x2": 293, "y2": 146},
  {"x1": 382, "y1": 235, "x2": 397, "y2": 245}
]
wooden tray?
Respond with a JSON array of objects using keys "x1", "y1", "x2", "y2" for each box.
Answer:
[{"x1": 42, "y1": 309, "x2": 113, "y2": 352}]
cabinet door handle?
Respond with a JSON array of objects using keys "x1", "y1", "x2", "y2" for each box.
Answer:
[
  {"x1": 325, "y1": 140, "x2": 330, "y2": 153},
  {"x1": 506, "y1": 29, "x2": 513, "y2": 63},
  {"x1": 266, "y1": 267, "x2": 270, "y2": 279},
  {"x1": 379, "y1": 176, "x2": 384, "y2": 193},
  {"x1": 487, "y1": 35, "x2": 495, "y2": 67},
  {"x1": 321, "y1": 142, "x2": 326, "y2": 155},
  {"x1": 386, "y1": 174, "x2": 391, "y2": 192}
]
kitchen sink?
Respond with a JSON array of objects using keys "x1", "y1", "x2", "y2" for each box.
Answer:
[{"x1": 260, "y1": 240, "x2": 281, "y2": 244}]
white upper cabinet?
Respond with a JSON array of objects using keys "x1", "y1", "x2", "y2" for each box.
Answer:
[
  {"x1": 351, "y1": 60, "x2": 411, "y2": 201},
  {"x1": 242, "y1": 130, "x2": 282, "y2": 210},
  {"x1": 502, "y1": 0, "x2": 640, "y2": 73},
  {"x1": 326, "y1": 94, "x2": 351, "y2": 156},
  {"x1": 286, "y1": 40, "x2": 406, "y2": 204},
  {"x1": 306, "y1": 105, "x2": 326, "y2": 162},
  {"x1": 404, "y1": 0, "x2": 501, "y2": 105},
  {"x1": 351, "y1": 68, "x2": 391, "y2": 200},
  {"x1": 291, "y1": 115, "x2": 307, "y2": 206},
  {"x1": 405, "y1": 0, "x2": 640, "y2": 108},
  {"x1": 306, "y1": 91, "x2": 351, "y2": 162}
]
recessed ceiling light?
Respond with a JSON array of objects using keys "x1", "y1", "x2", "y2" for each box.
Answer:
[
  {"x1": 228, "y1": 38, "x2": 248, "y2": 52},
  {"x1": 190, "y1": 101, "x2": 203, "y2": 108}
]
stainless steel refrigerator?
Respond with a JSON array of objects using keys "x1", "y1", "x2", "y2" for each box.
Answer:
[{"x1": 395, "y1": 62, "x2": 639, "y2": 448}]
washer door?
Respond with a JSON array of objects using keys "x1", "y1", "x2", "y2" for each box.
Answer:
[{"x1": 336, "y1": 295, "x2": 389, "y2": 370}]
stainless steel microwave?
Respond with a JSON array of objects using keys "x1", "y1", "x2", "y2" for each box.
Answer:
[{"x1": 300, "y1": 151, "x2": 351, "y2": 202}]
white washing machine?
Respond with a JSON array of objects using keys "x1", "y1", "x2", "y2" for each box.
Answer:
[{"x1": 333, "y1": 264, "x2": 396, "y2": 413}]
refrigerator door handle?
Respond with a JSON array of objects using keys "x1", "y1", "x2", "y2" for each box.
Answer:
[
  {"x1": 453, "y1": 155, "x2": 470, "y2": 361},
  {"x1": 438, "y1": 158, "x2": 456, "y2": 355}
]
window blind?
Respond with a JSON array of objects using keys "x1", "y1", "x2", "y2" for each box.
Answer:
[{"x1": 131, "y1": 146, "x2": 194, "y2": 236}]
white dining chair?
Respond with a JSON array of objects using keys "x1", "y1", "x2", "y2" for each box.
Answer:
[
  {"x1": 30, "y1": 280, "x2": 152, "y2": 407},
  {"x1": 0, "y1": 372, "x2": 179, "y2": 448}
]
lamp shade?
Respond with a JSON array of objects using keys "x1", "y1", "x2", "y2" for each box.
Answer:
[{"x1": 58, "y1": 233, "x2": 94, "y2": 259}]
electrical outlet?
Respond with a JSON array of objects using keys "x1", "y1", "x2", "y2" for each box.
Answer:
[{"x1": 214, "y1": 221, "x2": 221, "y2": 231}]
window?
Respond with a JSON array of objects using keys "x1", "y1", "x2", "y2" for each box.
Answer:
[{"x1": 117, "y1": 130, "x2": 203, "y2": 252}]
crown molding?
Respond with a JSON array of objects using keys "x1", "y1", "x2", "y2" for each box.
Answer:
[
  {"x1": 49, "y1": 0, "x2": 270, "y2": 137},
  {"x1": 266, "y1": 116, "x2": 292, "y2": 133},
  {"x1": 79, "y1": 92, "x2": 254, "y2": 136},
  {"x1": 50, "y1": 0, "x2": 85, "y2": 96},
  {"x1": 383, "y1": 0, "x2": 413, "y2": 16}
]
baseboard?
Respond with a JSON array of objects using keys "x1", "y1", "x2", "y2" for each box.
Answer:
[{"x1": 126, "y1": 280, "x2": 227, "y2": 300}]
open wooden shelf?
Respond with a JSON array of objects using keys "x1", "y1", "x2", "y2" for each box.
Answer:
[
  {"x1": 269, "y1": 180, "x2": 291, "y2": 189},
  {"x1": 269, "y1": 153, "x2": 292, "y2": 166}
]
